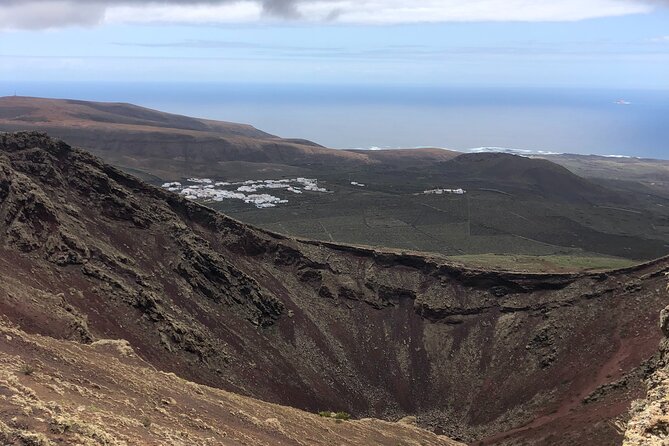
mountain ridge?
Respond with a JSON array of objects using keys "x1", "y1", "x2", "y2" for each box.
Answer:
[{"x1": 0, "y1": 96, "x2": 459, "y2": 177}]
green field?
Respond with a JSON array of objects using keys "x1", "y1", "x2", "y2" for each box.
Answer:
[
  {"x1": 194, "y1": 164, "x2": 669, "y2": 270},
  {"x1": 148, "y1": 154, "x2": 669, "y2": 272}
]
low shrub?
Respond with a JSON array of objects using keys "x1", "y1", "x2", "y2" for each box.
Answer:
[{"x1": 317, "y1": 411, "x2": 351, "y2": 421}]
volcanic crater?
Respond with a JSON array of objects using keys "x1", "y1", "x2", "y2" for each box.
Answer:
[{"x1": 0, "y1": 132, "x2": 667, "y2": 444}]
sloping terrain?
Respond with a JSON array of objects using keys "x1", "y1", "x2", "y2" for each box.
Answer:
[
  {"x1": 623, "y1": 300, "x2": 669, "y2": 446},
  {"x1": 0, "y1": 321, "x2": 460, "y2": 446},
  {"x1": 1, "y1": 132, "x2": 669, "y2": 444},
  {"x1": 346, "y1": 147, "x2": 460, "y2": 166},
  {"x1": 0, "y1": 96, "x2": 458, "y2": 179},
  {"x1": 430, "y1": 152, "x2": 618, "y2": 202},
  {"x1": 538, "y1": 153, "x2": 669, "y2": 208},
  {"x1": 540, "y1": 154, "x2": 669, "y2": 185}
]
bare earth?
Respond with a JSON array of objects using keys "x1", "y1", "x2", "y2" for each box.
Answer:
[{"x1": 0, "y1": 321, "x2": 461, "y2": 446}]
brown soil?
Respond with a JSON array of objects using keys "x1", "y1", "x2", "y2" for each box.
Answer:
[{"x1": 0, "y1": 321, "x2": 461, "y2": 445}]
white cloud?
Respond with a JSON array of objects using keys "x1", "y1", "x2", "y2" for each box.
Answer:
[
  {"x1": 650, "y1": 35, "x2": 669, "y2": 42},
  {"x1": 299, "y1": 0, "x2": 653, "y2": 23},
  {"x1": 105, "y1": 3, "x2": 263, "y2": 25},
  {"x1": 0, "y1": 0, "x2": 659, "y2": 29},
  {"x1": 0, "y1": 1, "x2": 105, "y2": 30}
]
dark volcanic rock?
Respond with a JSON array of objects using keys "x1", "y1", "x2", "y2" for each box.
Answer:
[{"x1": 1, "y1": 131, "x2": 668, "y2": 445}]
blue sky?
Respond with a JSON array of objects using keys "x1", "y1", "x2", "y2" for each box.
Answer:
[{"x1": 0, "y1": 1, "x2": 668, "y2": 88}]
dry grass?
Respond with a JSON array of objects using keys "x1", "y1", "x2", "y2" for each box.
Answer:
[{"x1": 0, "y1": 321, "x2": 462, "y2": 446}]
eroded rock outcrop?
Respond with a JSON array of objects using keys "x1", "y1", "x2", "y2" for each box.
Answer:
[{"x1": 623, "y1": 281, "x2": 669, "y2": 446}]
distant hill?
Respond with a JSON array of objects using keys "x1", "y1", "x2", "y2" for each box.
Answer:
[
  {"x1": 536, "y1": 153, "x2": 669, "y2": 201},
  {"x1": 0, "y1": 95, "x2": 274, "y2": 137},
  {"x1": 434, "y1": 152, "x2": 620, "y2": 202},
  {"x1": 346, "y1": 147, "x2": 460, "y2": 164},
  {"x1": 4, "y1": 96, "x2": 665, "y2": 186},
  {"x1": 538, "y1": 153, "x2": 669, "y2": 183},
  {"x1": 0, "y1": 96, "x2": 458, "y2": 179}
]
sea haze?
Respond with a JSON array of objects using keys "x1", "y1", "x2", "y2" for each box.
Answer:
[{"x1": 2, "y1": 82, "x2": 668, "y2": 159}]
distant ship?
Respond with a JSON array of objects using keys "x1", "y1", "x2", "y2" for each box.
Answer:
[{"x1": 615, "y1": 99, "x2": 631, "y2": 105}]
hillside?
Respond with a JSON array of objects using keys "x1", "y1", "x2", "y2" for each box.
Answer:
[
  {"x1": 541, "y1": 153, "x2": 669, "y2": 184},
  {"x1": 0, "y1": 96, "x2": 274, "y2": 138},
  {"x1": 0, "y1": 321, "x2": 460, "y2": 446},
  {"x1": 1, "y1": 131, "x2": 669, "y2": 444},
  {"x1": 426, "y1": 152, "x2": 620, "y2": 202},
  {"x1": 0, "y1": 96, "x2": 458, "y2": 179},
  {"x1": 539, "y1": 153, "x2": 669, "y2": 202}
]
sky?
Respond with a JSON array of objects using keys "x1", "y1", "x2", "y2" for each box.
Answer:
[{"x1": 0, "y1": 0, "x2": 668, "y2": 89}]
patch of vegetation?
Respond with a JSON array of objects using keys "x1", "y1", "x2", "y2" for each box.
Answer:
[
  {"x1": 318, "y1": 411, "x2": 351, "y2": 421},
  {"x1": 21, "y1": 363, "x2": 35, "y2": 376},
  {"x1": 49, "y1": 417, "x2": 74, "y2": 435},
  {"x1": 203, "y1": 165, "x2": 669, "y2": 263},
  {"x1": 446, "y1": 253, "x2": 638, "y2": 273}
]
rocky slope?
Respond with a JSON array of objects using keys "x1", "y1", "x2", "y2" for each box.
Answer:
[
  {"x1": 0, "y1": 320, "x2": 461, "y2": 446},
  {"x1": 623, "y1": 285, "x2": 669, "y2": 446},
  {"x1": 1, "y1": 132, "x2": 668, "y2": 444}
]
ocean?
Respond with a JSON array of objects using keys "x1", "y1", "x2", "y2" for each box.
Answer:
[{"x1": 2, "y1": 82, "x2": 668, "y2": 159}]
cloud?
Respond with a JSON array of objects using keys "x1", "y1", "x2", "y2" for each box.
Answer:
[
  {"x1": 105, "y1": 37, "x2": 669, "y2": 63},
  {"x1": 0, "y1": 0, "x2": 662, "y2": 30},
  {"x1": 0, "y1": 1, "x2": 106, "y2": 30},
  {"x1": 111, "y1": 39, "x2": 345, "y2": 54},
  {"x1": 650, "y1": 36, "x2": 669, "y2": 42},
  {"x1": 262, "y1": 0, "x2": 301, "y2": 18}
]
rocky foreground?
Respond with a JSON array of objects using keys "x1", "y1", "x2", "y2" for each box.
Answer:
[
  {"x1": 1, "y1": 132, "x2": 669, "y2": 444},
  {"x1": 0, "y1": 320, "x2": 461, "y2": 446},
  {"x1": 624, "y1": 291, "x2": 669, "y2": 446}
]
